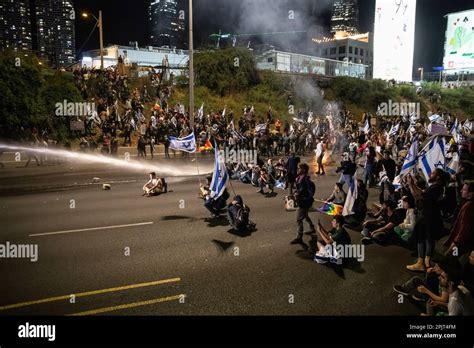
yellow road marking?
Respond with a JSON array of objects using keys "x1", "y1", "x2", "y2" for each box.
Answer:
[
  {"x1": 0, "y1": 278, "x2": 180, "y2": 311},
  {"x1": 69, "y1": 294, "x2": 184, "y2": 316}
]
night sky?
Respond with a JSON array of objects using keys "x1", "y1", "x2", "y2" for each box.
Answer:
[{"x1": 74, "y1": 0, "x2": 474, "y2": 76}]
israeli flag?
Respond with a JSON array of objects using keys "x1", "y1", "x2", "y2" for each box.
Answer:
[
  {"x1": 446, "y1": 152, "x2": 459, "y2": 175},
  {"x1": 463, "y1": 119, "x2": 472, "y2": 134},
  {"x1": 429, "y1": 114, "x2": 442, "y2": 123},
  {"x1": 255, "y1": 124, "x2": 267, "y2": 133},
  {"x1": 388, "y1": 123, "x2": 400, "y2": 138},
  {"x1": 451, "y1": 119, "x2": 462, "y2": 144},
  {"x1": 210, "y1": 143, "x2": 229, "y2": 199},
  {"x1": 198, "y1": 103, "x2": 204, "y2": 121},
  {"x1": 362, "y1": 119, "x2": 370, "y2": 134},
  {"x1": 419, "y1": 136, "x2": 446, "y2": 182},
  {"x1": 400, "y1": 139, "x2": 418, "y2": 176},
  {"x1": 169, "y1": 133, "x2": 197, "y2": 153},
  {"x1": 343, "y1": 173, "x2": 358, "y2": 217}
]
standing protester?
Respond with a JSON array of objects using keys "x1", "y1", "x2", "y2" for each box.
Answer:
[
  {"x1": 376, "y1": 150, "x2": 397, "y2": 205},
  {"x1": 291, "y1": 163, "x2": 316, "y2": 245},
  {"x1": 315, "y1": 139, "x2": 326, "y2": 175},
  {"x1": 406, "y1": 169, "x2": 448, "y2": 271},
  {"x1": 286, "y1": 153, "x2": 300, "y2": 194}
]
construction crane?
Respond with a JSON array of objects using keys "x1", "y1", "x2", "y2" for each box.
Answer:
[{"x1": 209, "y1": 30, "x2": 307, "y2": 49}]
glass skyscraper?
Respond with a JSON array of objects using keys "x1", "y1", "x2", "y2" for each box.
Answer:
[
  {"x1": 148, "y1": 0, "x2": 185, "y2": 48},
  {"x1": 0, "y1": 0, "x2": 33, "y2": 51},
  {"x1": 34, "y1": 0, "x2": 76, "y2": 67},
  {"x1": 0, "y1": 0, "x2": 75, "y2": 67},
  {"x1": 330, "y1": 0, "x2": 360, "y2": 35}
]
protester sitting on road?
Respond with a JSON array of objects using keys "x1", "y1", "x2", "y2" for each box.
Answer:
[
  {"x1": 313, "y1": 215, "x2": 352, "y2": 265},
  {"x1": 361, "y1": 200, "x2": 405, "y2": 245},
  {"x1": 326, "y1": 183, "x2": 346, "y2": 206},
  {"x1": 393, "y1": 256, "x2": 451, "y2": 305},
  {"x1": 423, "y1": 269, "x2": 474, "y2": 316},
  {"x1": 227, "y1": 195, "x2": 255, "y2": 233},
  {"x1": 344, "y1": 180, "x2": 368, "y2": 227},
  {"x1": 142, "y1": 172, "x2": 167, "y2": 197},
  {"x1": 257, "y1": 168, "x2": 275, "y2": 195},
  {"x1": 393, "y1": 196, "x2": 417, "y2": 244},
  {"x1": 204, "y1": 190, "x2": 230, "y2": 218}
]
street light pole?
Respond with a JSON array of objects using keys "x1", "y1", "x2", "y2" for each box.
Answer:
[
  {"x1": 99, "y1": 10, "x2": 104, "y2": 70},
  {"x1": 188, "y1": 0, "x2": 194, "y2": 130},
  {"x1": 419, "y1": 67, "x2": 424, "y2": 82}
]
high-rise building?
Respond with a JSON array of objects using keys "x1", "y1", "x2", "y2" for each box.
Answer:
[
  {"x1": 330, "y1": 0, "x2": 360, "y2": 36},
  {"x1": 0, "y1": 0, "x2": 75, "y2": 67},
  {"x1": 34, "y1": 0, "x2": 76, "y2": 67},
  {"x1": 0, "y1": 0, "x2": 33, "y2": 51},
  {"x1": 148, "y1": 0, "x2": 185, "y2": 48}
]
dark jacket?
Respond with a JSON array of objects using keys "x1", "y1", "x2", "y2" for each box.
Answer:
[
  {"x1": 337, "y1": 161, "x2": 356, "y2": 176},
  {"x1": 295, "y1": 175, "x2": 315, "y2": 209},
  {"x1": 376, "y1": 158, "x2": 397, "y2": 181}
]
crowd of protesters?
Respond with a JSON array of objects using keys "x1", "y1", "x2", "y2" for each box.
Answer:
[{"x1": 5, "y1": 63, "x2": 474, "y2": 316}]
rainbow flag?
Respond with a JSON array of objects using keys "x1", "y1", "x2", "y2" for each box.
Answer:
[
  {"x1": 197, "y1": 139, "x2": 213, "y2": 152},
  {"x1": 317, "y1": 202, "x2": 343, "y2": 216}
]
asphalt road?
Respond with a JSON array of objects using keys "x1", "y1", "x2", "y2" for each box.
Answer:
[{"x1": 0, "y1": 156, "x2": 422, "y2": 316}]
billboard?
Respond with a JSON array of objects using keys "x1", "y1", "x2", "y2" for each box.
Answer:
[
  {"x1": 443, "y1": 10, "x2": 474, "y2": 71},
  {"x1": 373, "y1": 0, "x2": 417, "y2": 82}
]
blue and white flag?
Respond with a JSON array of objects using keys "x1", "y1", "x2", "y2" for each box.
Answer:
[
  {"x1": 232, "y1": 130, "x2": 246, "y2": 141},
  {"x1": 451, "y1": 119, "x2": 462, "y2": 144},
  {"x1": 197, "y1": 103, "x2": 204, "y2": 121},
  {"x1": 169, "y1": 133, "x2": 197, "y2": 153},
  {"x1": 255, "y1": 124, "x2": 267, "y2": 134},
  {"x1": 342, "y1": 173, "x2": 358, "y2": 217},
  {"x1": 429, "y1": 114, "x2": 442, "y2": 123},
  {"x1": 210, "y1": 143, "x2": 229, "y2": 199},
  {"x1": 400, "y1": 139, "x2": 418, "y2": 176},
  {"x1": 446, "y1": 152, "x2": 459, "y2": 175},
  {"x1": 362, "y1": 119, "x2": 370, "y2": 134},
  {"x1": 463, "y1": 119, "x2": 472, "y2": 134},
  {"x1": 419, "y1": 136, "x2": 446, "y2": 182},
  {"x1": 388, "y1": 123, "x2": 400, "y2": 138}
]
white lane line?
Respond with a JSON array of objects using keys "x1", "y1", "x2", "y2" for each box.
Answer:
[{"x1": 29, "y1": 222, "x2": 154, "y2": 237}]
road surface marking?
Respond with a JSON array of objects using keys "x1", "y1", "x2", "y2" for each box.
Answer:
[
  {"x1": 0, "y1": 278, "x2": 180, "y2": 311},
  {"x1": 68, "y1": 294, "x2": 184, "y2": 316},
  {"x1": 29, "y1": 222, "x2": 154, "y2": 237}
]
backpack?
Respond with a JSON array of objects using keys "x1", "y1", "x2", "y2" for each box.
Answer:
[{"x1": 235, "y1": 205, "x2": 250, "y2": 226}]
